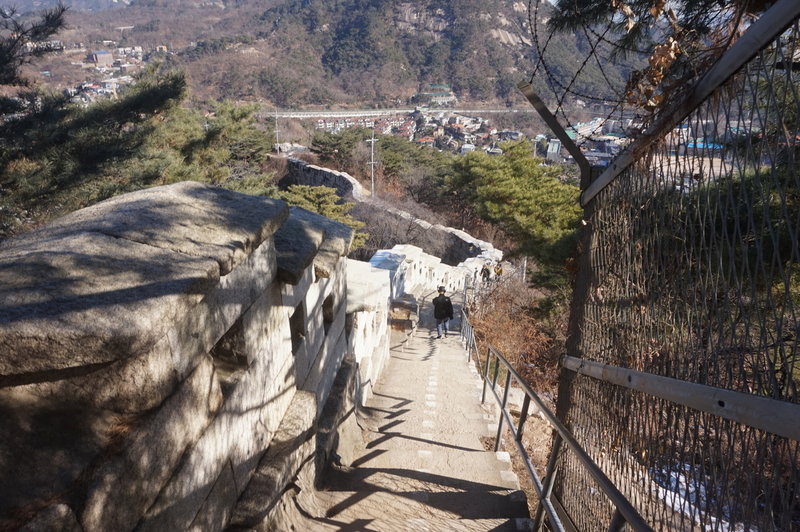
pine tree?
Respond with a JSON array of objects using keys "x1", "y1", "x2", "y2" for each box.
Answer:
[
  {"x1": 0, "y1": 3, "x2": 66, "y2": 85},
  {"x1": 449, "y1": 141, "x2": 581, "y2": 266},
  {"x1": 276, "y1": 185, "x2": 368, "y2": 249}
]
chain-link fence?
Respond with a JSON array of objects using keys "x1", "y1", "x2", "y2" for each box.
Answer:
[{"x1": 555, "y1": 9, "x2": 800, "y2": 532}]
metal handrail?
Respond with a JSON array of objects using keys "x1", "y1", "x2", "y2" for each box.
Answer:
[{"x1": 460, "y1": 311, "x2": 653, "y2": 532}]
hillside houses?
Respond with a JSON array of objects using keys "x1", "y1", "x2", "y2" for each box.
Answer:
[
  {"x1": 90, "y1": 50, "x2": 114, "y2": 67},
  {"x1": 413, "y1": 83, "x2": 458, "y2": 106},
  {"x1": 315, "y1": 116, "x2": 417, "y2": 138}
]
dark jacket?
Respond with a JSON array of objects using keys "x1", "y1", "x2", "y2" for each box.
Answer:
[{"x1": 432, "y1": 294, "x2": 454, "y2": 320}]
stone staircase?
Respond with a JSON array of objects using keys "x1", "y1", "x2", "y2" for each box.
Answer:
[{"x1": 267, "y1": 290, "x2": 532, "y2": 531}]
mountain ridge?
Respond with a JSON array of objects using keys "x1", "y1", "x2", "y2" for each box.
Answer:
[{"x1": 14, "y1": 0, "x2": 632, "y2": 108}]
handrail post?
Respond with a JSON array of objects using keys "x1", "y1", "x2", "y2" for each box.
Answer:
[
  {"x1": 473, "y1": 330, "x2": 477, "y2": 366},
  {"x1": 461, "y1": 312, "x2": 468, "y2": 354},
  {"x1": 516, "y1": 394, "x2": 531, "y2": 442},
  {"x1": 471, "y1": 328, "x2": 476, "y2": 365},
  {"x1": 494, "y1": 371, "x2": 512, "y2": 452},
  {"x1": 480, "y1": 347, "x2": 491, "y2": 404},
  {"x1": 466, "y1": 323, "x2": 471, "y2": 362},
  {"x1": 607, "y1": 509, "x2": 626, "y2": 532},
  {"x1": 467, "y1": 324, "x2": 471, "y2": 358},
  {"x1": 491, "y1": 353, "x2": 500, "y2": 392},
  {"x1": 533, "y1": 434, "x2": 564, "y2": 531}
]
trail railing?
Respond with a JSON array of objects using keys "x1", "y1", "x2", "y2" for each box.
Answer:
[
  {"x1": 522, "y1": 2, "x2": 800, "y2": 530},
  {"x1": 460, "y1": 311, "x2": 653, "y2": 532}
]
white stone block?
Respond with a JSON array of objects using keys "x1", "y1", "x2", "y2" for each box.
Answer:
[
  {"x1": 280, "y1": 262, "x2": 314, "y2": 309},
  {"x1": 138, "y1": 351, "x2": 296, "y2": 532},
  {"x1": 187, "y1": 461, "x2": 238, "y2": 532},
  {"x1": 140, "y1": 287, "x2": 298, "y2": 531},
  {"x1": 302, "y1": 298, "x2": 327, "y2": 379},
  {"x1": 316, "y1": 328, "x2": 348, "y2": 416},
  {"x1": 167, "y1": 239, "x2": 277, "y2": 379},
  {"x1": 300, "y1": 296, "x2": 347, "y2": 401},
  {"x1": 239, "y1": 284, "x2": 291, "y2": 367},
  {"x1": 81, "y1": 357, "x2": 222, "y2": 532},
  {"x1": 233, "y1": 352, "x2": 297, "y2": 490}
]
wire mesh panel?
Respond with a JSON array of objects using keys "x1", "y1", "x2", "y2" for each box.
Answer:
[{"x1": 558, "y1": 20, "x2": 800, "y2": 532}]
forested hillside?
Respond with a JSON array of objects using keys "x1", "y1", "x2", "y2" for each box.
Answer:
[
  {"x1": 10, "y1": 0, "x2": 128, "y2": 11},
  {"x1": 16, "y1": 0, "x2": 633, "y2": 107}
]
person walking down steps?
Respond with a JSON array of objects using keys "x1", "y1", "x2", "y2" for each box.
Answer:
[
  {"x1": 494, "y1": 263, "x2": 503, "y2": 281},
  {"x1": 481, "y1": 262, "x2": 491, "y2": 283},
  {"x1": 432, "y1": 285, "x2": 454, "y2": 339}
]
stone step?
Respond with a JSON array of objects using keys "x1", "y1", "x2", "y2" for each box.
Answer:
[
  {"x1": 297, "y1": 517, "x2": 534, "y2": 531},
  {"x1": 362, "y1": 420, "x2": 497, "y2": 438},
  {"x1": 362, "y1": 407, "x2": 496, "y2": 430},
  {"x1": 361, "y1": 427, "x2": 488, "y2": 452},
  {"x1": 371, "y1": 384, "x2": 486, "y2": 403},
  {"x1": 379, "y1": 364, "x2": 478, "y2": 377},
  {"x1": 257, "y1": 482, "x2": 532, "y2": 532},
  {"x1": 324, "y1": 467, "x2": 520, "y2": 493},
  {"x1": 360, "y1": 420, "x2": 499, "y2": 446},
  {"x1": 313, "y1": 488, "x2": 529, "y2": 521},
  {"x1": 336, "y1": 449, "x2": 516, "y2": 484},
  {"x1": 360, "y1": 398, "x2": 494, "y2": 422},
  {"x1": 389, "y1": 358, "x2": 472, "y2": 367},
  {"x1": 363, "y1": 396, "x2": 491, "y2": 422},
  {"x1": 381, "y1": 371, "x2": 483, "y2": 384},
  {"x1": 324, "y1": 455, "x2": 519, "y2": 492}
]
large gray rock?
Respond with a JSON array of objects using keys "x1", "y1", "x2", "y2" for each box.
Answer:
[
  {"x1": 0, "y1": 183, "x2": 288, "y2": 379},
  {"x1": 165, "y1": 239, "x2": 278, "y2": 382},
  {"x1": 2, "y1": 181, "x2": 288, "y2": 276},
  {"x1": 2, "y1": 240, "x2": 277, "y2": 415},
  {"x1": 187, "y1": 461, "x2": 239, "y2": 532},
  {"x1": 136, "y1": 287, "x2": 298, "y2": 532},
  {"x1": 0, "y1": 232, "x2": 218, "y2": 376},
  {"x1": 17, "y1": 504, "x2": 82, "y2": 532},
  {"x1": 9, "y1": 336, "x2": 178, "y2": 414},
  {"x1": 273, "y1": 207, "x2": 326, "y2": 285}
]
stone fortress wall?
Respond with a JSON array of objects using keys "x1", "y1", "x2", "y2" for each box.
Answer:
[
  {"x1": 0, "y1": 180, "x2": 499, "y2": 531},
  {"x1": 281, "y1": 158, "x2": 503, "y2": 267}
]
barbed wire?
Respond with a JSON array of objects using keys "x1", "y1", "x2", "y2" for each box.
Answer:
[
  {"x1": 525, "y1": 0, "x2": 650, "y2": 147},
  {"x1": 522, "y1": 1, "x2": 762, "y2": 147}
]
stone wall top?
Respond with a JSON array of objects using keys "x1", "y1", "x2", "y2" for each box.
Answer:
[
  {"x1": 369, "y1": 244, "x2": 467, "y2": 300},
  {"x1": 274, "y1": 207, "x2": 354, "y2": 285},
  {"x1": 345, "y1": 259, "x2": 391, "y2": 314},
  {"x1": 280, "y1": 160, "x2": 367, "y2": 202},
  {"x1": 0, "y1": 182, "x2": 288, "y2": 377},
  {"x1": 285, "y1": 158, "x2": 503, "y2": 267}
]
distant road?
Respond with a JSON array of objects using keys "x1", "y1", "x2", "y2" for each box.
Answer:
[{"x1": 270, "y1": 108, "x2": 535, "y2": 119}]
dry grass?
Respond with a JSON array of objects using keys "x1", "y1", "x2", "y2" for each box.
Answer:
[{"x1": 469, "y1": 274, "x2": 565, "y2": 402}]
